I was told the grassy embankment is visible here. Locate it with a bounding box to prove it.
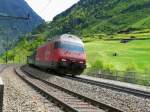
[85,39,150,72]
[1,31,150,72]
[84,31,150,85]
[0,31,150,85]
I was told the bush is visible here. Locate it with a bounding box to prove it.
[123,63,137,83]
[142,67,150,86]
[125,63,137,72]
[87,60,116,79]
[102,63,116,79]
[83,38,93,43]
[87,60,104,75]
[92,60,104,70]
[104,63,115,72]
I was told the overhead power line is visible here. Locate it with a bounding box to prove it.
[0,13,31,64]
[39,0,52,14]
[0,14,30,20]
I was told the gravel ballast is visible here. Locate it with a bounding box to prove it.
[24,66,150,112]
[1,67,63,112]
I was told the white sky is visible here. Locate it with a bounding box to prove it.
[25,0,79,21]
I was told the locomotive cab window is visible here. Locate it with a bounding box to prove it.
[54,41,84,53]
[61,42,84,53]
[54,41,61,49]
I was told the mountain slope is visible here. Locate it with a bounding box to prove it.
[0,0,44,52]
[43,0,150,37]
[1,0,150,73]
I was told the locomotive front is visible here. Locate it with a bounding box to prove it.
[55,34,86,75]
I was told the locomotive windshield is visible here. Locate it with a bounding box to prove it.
[54,41,84,53]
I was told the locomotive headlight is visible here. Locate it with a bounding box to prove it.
[79,61,84,64]
[60,58,68,66]
[61,58,67,62]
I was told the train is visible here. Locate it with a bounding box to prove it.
[27,34,86,75]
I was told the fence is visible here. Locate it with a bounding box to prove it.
[86,69,150,86]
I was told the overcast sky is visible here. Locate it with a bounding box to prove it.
[25,0,79,21]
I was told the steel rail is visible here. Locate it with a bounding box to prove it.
[60,75,150,98]
[24,65,150,98]
[15,67,79,112]
[20,66,123,112]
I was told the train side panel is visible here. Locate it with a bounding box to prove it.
[35,42,55,69]
[27,34,87,75]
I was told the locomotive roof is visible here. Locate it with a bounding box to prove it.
[51,34,83,44]
[39,34,83,48]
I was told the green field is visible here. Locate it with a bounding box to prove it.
[113,32,150,39]
[1,35,150,73]
[1,33,150,85]
[85,39,150,72]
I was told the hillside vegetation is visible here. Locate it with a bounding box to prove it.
[1,0,150,78]
[1,0,150,64]
[42,0,150,37]
[0,0,44,53]
[85,39,150,72]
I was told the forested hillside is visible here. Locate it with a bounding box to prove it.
[41,0,150,37]
[1,0,150,73]
[0,0,44,53]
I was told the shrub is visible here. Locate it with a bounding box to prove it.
[123,63,137,83]
[92,60,104,70]
[142,67,150,86]
[87,60,104,76]
[104,63,115,73]
[102,63,116,79]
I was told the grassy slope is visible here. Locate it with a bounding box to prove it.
[44,0,150,37]
[0,35,46,63]
[112,29,150,39]
[1,0,150,73]
[1,33,150,73]
[85,39,150,72]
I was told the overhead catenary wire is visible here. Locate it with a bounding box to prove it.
[0,14,30,20]
[0,13,30,63]
[38,0,52,15]
[0,0,52,63]
[33,0,52,25]
[22,0,52,32]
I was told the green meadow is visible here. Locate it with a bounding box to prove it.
[1,33,150,85]
[85,39,150,73]
[1,34,150,74]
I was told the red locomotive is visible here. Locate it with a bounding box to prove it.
[27,34,86,75]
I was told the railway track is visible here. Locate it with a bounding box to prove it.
[0,64,8,73]
[15,67,122,112]
[24,65,150,98]
[59,75,150,98]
